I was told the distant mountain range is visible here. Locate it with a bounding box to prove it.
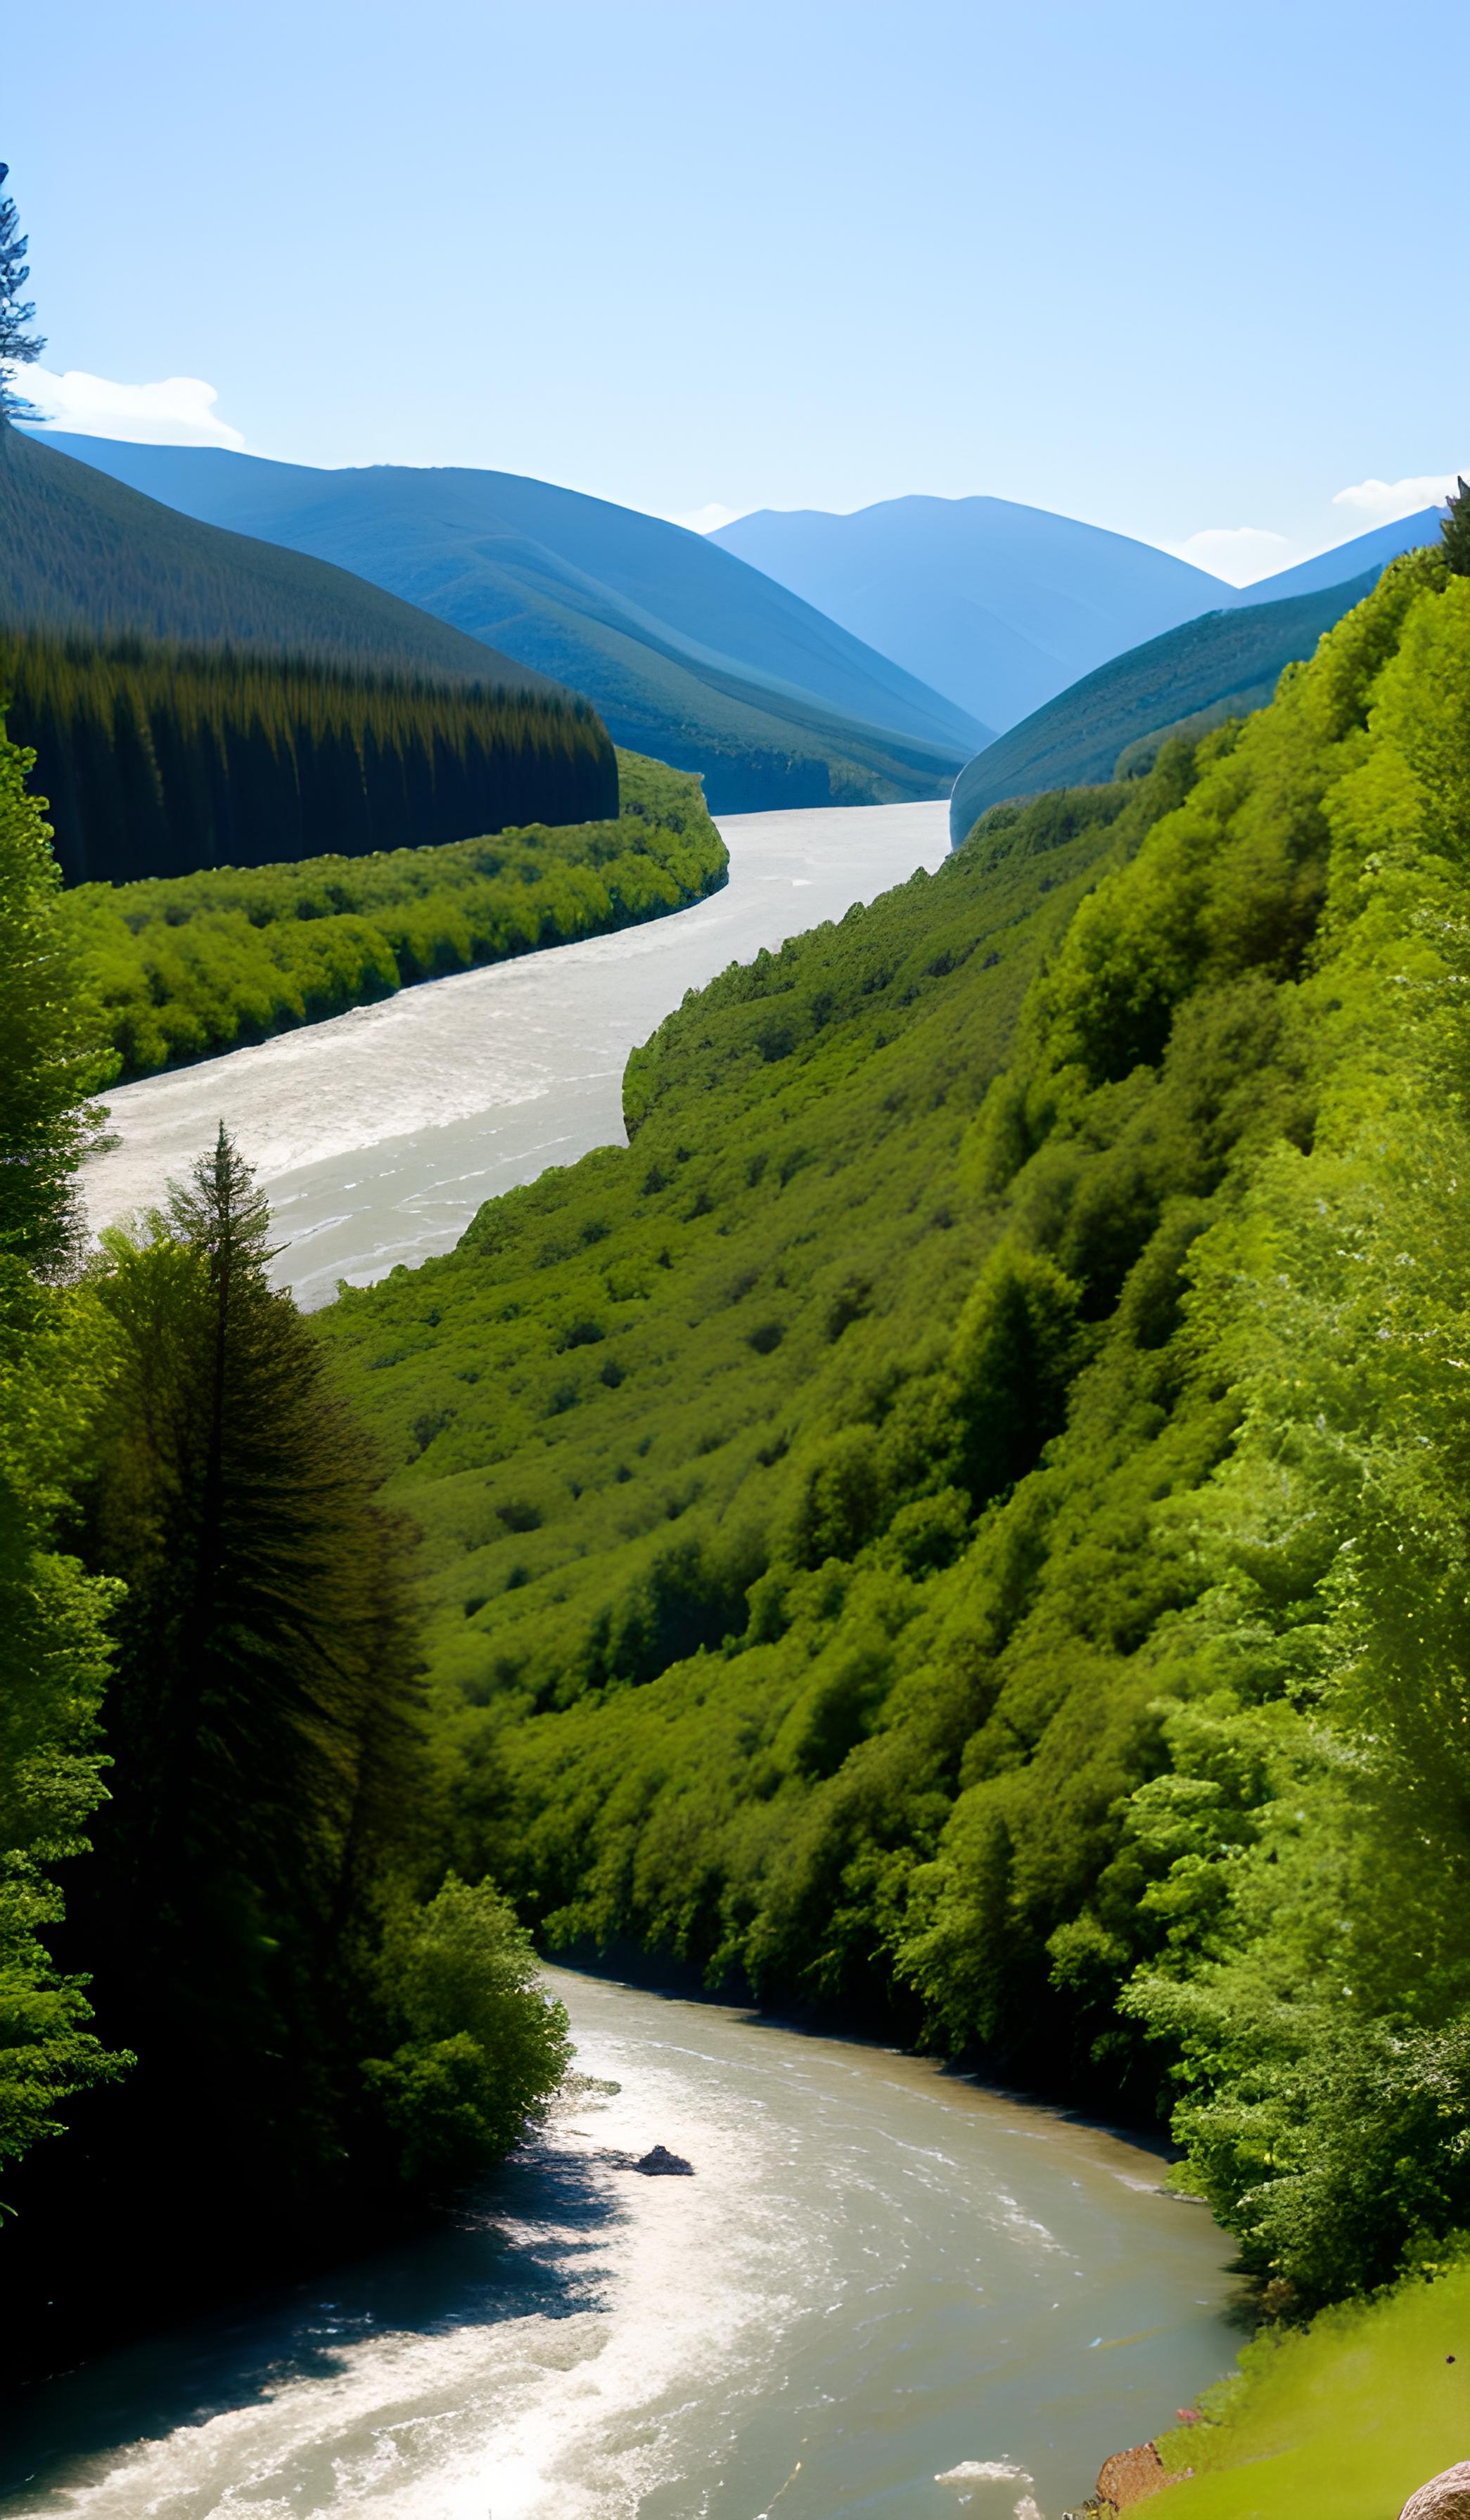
[712,495,1225,731]
[30,437,990,814]
[711,494,1445,737]
[0,429,557,690]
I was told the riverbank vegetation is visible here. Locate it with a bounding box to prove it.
[57,748,724,1077]
[7,629,616,886]
[319,513,1470,2353]
[1154,2258,1470,2517]
[0,718,570,2367]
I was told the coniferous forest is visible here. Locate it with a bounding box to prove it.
[4,629,618,884]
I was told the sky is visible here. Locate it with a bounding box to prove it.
[7,0,1468,581]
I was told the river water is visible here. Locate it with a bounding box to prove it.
[83,802,952,1311]
[1,1971,1236,2520]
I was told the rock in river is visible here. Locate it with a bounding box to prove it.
[634,2144,694,2176]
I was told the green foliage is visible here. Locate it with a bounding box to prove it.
[59,748,724,1078]
[0,727,127,2200]
[2,1124,570,2334]
[323,546,1470,2313]
[6,627,616,886]
[1149,2257,1470,2519]
[362,1875,572,2184]
[1443,474,1470,578]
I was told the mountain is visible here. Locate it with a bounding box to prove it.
[947,568,1381,843]
[1224,503,1445,603]
[30,436,991,813]
[709,494,1229,732]
[0,428,554,690]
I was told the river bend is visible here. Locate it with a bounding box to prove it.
[0,1971,1235,2520]
[84,802,952,1310]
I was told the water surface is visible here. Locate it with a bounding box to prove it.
[1,1970,1236,2520]
[84,802,950,1310]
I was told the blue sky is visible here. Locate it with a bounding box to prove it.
[8,0,1467,578]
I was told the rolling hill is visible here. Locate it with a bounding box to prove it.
[947,567,1380,842]
[29,436,990,812]
[0,427,554,691]
[710,493,1228,731]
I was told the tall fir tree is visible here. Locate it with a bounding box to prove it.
[0,165,46,429]
[75,1124,429,2219]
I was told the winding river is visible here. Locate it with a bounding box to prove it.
[33,804,1239,2512]
[84,802,954,1310]
[1,1970,1235,2520]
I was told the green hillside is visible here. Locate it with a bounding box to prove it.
[62,750,724,1078]
[8,629,615,886]
[35,436,985,812]
[319,543,1470,2339]
[947,567,1379,839]
[0,428,557,690]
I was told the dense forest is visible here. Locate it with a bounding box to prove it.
[6,629,616,885]
[60,747,724,1076]
[0,719,570,2368]
[321,515,1470,2324]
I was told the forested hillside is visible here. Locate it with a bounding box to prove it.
[62,749,724,1076]
[0,426,551,688]
[947,567,1379,837]
[321,522,1470,2318]
[8,630,616,884]
[35,435,986,811]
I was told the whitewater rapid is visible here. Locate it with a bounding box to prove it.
[1,1972,1236,2520]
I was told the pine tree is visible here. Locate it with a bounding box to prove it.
[1442,475,1470,578]
[73,1126,428,2230]
[0,166,46,429]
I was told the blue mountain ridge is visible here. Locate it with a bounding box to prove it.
[711,494,1229,732]
[31,437,992,813]
[712,494,1446,740]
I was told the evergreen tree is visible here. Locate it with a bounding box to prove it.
[77,1124,429,2218]
[0,165,46,429]
[1442,474,1470,577]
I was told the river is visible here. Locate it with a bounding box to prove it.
[83,802,953,1311]
[0,1969,1236,2520]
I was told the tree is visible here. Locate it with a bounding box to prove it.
[1442,475,1470,579]
[78,1124,430,2201]
[0,712,124,2210]
[0,166,46,429]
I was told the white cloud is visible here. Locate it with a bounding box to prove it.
[23,366,246,449]
[669,501,741,535]
[1332,470,1459,522]
[1169,525,1293,586]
